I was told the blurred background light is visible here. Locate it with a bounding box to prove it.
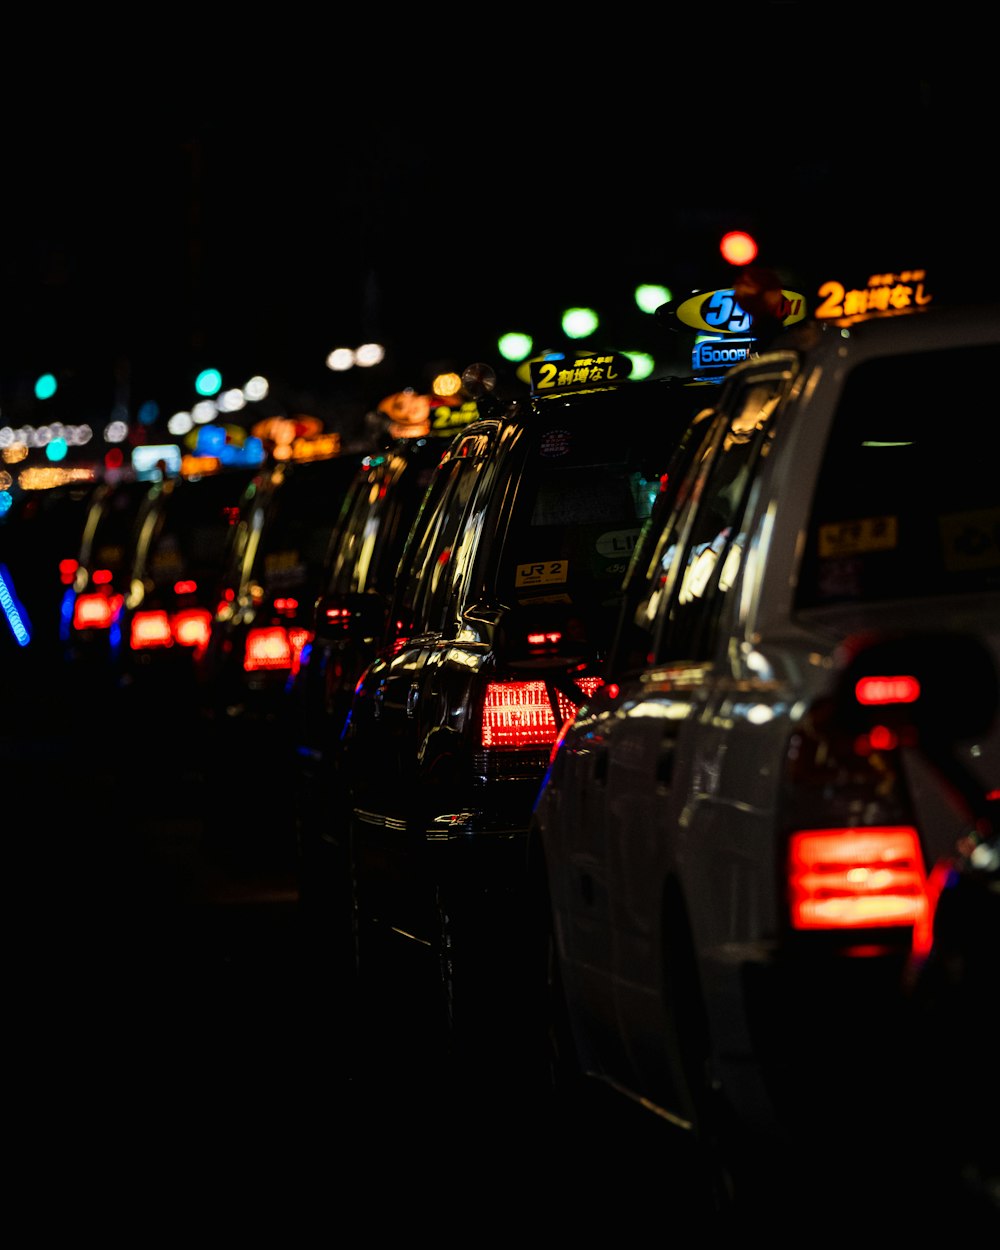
[635,284,672,313]
[498,332,533,362]
[194,368,223,397]
[355,342,385,367]
[244,376,269,402]
[326,348,355,372]
[168,411,194,436]
[623,351,655,380]
[217,389,247,413]
[192,400,218,425]
[561,307,599,339]
[719,230,758,265]
[34,373,57,400]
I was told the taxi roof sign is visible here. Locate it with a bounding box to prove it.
[529,351,633,395]
[812,268,933,324]
[667,285,808,336]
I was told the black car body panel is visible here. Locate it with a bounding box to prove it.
[341,361,718,1049]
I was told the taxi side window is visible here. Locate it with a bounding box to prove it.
[627,378,784,666]
[396,453,482,635]
[659,379,783,661]
[610,416,716,675]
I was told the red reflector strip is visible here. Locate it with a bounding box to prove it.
[855,675,920,705]
[244,625,293,672]
[131,609,173,649]
[788,826,928,930]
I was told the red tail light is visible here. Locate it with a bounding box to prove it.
[323,606,353,629]
[172,607,212,650]
[855,674,920,705]
[73,591,122,631]
[131,609,173,650]
[243,625,313,673]
[788,826,928,931]
[481,676,604,749]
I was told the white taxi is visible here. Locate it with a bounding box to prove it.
[527,271,1000,1218]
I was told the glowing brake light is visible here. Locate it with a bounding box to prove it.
[481,676,604,748]
[131,609,173,650]
[855,674,920,705]
[244,625,313,673]
[73,592,122,631]
[787,826,928,930]
[172,607,212,649]
[482,681,557,747]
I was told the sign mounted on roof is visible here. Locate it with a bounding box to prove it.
[529,351,633,394]
[670,284,808,335]
[813,269,933,324]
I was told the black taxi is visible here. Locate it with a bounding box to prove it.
[339,352,717,1058]
[288,398,478,919]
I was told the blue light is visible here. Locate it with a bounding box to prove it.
[196,425,226,456]
[0,563,32,646]
[46,438,69,462]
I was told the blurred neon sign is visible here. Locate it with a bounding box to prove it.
[814,269,933,323]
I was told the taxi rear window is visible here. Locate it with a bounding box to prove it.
[795,343,1000,609]
[499,415,675,608]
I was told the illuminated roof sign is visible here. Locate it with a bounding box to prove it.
[529,351,633,395]
[671,286,808,335]
[813,269,934,324]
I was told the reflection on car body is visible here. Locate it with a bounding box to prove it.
[289,401,479,918]
[528,278,1000,1217]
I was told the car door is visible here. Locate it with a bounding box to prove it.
[566,366,793,1119]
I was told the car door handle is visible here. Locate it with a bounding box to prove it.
[406,683,419,717]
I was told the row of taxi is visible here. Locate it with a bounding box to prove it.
[4,263,996,1223]
[284,269,999,1225]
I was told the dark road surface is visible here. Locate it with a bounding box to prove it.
[6,653,999,1236]
[6,654,709,1236]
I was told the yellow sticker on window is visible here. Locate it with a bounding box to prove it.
[818,516,897,558]
[515,559,568,587]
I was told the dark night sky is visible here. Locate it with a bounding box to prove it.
[1,33,991,438]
